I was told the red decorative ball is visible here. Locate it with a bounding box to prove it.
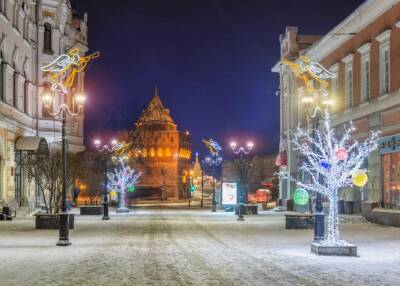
[335,147,348,161]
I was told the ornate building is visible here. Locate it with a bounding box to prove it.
[128,89,192,199]
[0,0,89,212]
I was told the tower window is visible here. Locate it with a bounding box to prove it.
[43,23,52,53]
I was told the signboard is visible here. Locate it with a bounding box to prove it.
[379,135,400,155]
[222,183,237,205]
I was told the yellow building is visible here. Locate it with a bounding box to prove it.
[127,89,192,199]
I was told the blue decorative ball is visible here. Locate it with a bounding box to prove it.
[319,160,331,170]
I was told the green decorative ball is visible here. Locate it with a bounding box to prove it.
[293,188,309,206]
[128,186,135,193]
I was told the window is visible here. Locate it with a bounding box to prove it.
[0,0,5,14]
[361,60,370,102]
[358,43,371,103]
[13,73,16,106]
[24,81,28,113]
[342,54,354,109]
[43,23,52,52]
[345,69,353,108]
[383,152,400,209]
[381,48,390,95]
[376,29,391,96]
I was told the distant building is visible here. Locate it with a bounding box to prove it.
[222,155,278,195]
[0,1,89,211]
[272,0,400,213]
[127,88,192,199]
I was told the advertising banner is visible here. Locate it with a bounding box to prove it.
[222,183,237,205]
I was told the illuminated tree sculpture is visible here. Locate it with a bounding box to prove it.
[281,110,379,244]
[107,158,141,213]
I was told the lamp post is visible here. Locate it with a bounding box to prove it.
[201,170,204,208]
[41,90,86,246]
[230,141,253,221]
[202,153,222,212]
[302,97,333,241]
[94,138,121,220]
[189,170,194,207]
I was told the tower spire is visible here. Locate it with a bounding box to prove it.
[154,85,159,97]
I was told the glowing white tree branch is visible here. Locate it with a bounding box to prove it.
[280,110,379,244]
[107,158,141,211]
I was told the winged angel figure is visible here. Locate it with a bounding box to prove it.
[202,139,222,155]
[281,55,336,97]
[41,48,100,94]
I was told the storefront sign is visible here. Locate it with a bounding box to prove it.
[222,183,237,205]
[379,135,400,154]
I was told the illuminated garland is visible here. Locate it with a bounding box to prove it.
[41,48,100,94]
[281,55,336,98]
[280,109,379,244]
[202,138,222,156]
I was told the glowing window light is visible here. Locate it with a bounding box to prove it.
[142,148,147,157]
[150,147,155,157]
[158,147,163,157]
[166,147,171,157]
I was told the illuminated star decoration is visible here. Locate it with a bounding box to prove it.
[41,48,100,94]
[202,139,222,156]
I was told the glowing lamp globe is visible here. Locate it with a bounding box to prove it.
[109,191,117,197]
[42,92,53,109]
[293,188,309,206]
[352,170,368,187]
[335,147,348,161]
[74,93,86,107]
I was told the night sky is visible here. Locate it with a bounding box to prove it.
[77,0,364,157]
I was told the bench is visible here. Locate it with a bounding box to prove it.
[0,206,12,221]
[80,206,103,215]
[285,212,314,229]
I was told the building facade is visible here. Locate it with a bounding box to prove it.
[0,0,88,211]
[128,89,192,199]
[273,0,400,212]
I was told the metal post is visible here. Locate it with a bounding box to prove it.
[102,150,110,220]
[201,170,204,208]
[211,171,216,212]
[237,154,245,221]
[313,113,325,241]
[57,110,71,246]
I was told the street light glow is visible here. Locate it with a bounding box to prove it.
[94,139,101,147]
[111,139,118,146]
[302,96,314,104]
[42,92,53,109]
[230,142,237,149]
[75,93,86,108]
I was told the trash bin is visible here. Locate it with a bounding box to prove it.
[2,206,12,220]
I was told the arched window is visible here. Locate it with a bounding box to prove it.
[43,23,52,52]
[0,0,5,14]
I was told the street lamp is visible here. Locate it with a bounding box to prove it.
[230,140,254,221]
[94,138,122,220]
[189,170,194,207]
[41,90,86,246]
[202,153,222,212]
[302,97,334,241]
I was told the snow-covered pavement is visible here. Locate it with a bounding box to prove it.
[0,209,399,286]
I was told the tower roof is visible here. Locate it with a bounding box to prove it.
[135,87,177,130]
